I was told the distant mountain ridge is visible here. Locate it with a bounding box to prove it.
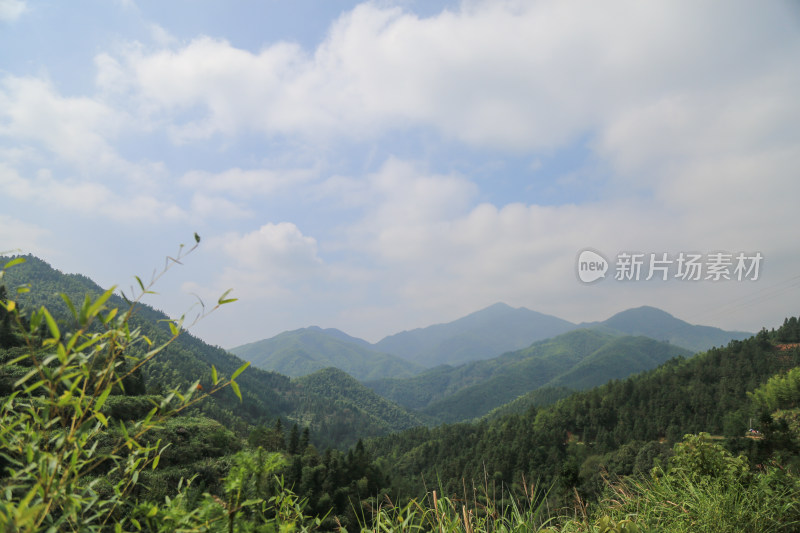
[584,305,752,353]
[231,303,579,379]
[230,327,424,381]
[367,328,692,423]
[234,304,750,381]
[374,303,576,367]
[3,255,759,445]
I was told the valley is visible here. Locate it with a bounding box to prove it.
[1,255,797,531]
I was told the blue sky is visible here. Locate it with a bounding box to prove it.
[2,0,799,348]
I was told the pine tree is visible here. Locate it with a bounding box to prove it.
[288,423,300,455]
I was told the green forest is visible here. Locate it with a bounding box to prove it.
[1,254,799,531]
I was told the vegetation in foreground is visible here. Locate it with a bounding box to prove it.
[1,251,799,531]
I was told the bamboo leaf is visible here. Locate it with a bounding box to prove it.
[42,307,60,342]
[86,287,116,320]
[102,307,118,325]
[211,365,218,386]
[95,386,112,412]
[217,288,237,305]
[79,294,91,325]
[230,380,242,402]
[231,361,250,380]
[134,276,146,293]
[3,257,25,269]
[14,368,39,388]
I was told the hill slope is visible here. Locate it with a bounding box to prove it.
[418,333,691,423]
[0,255,418,448]
[366,321,800,498]
[230,327,423,381]
[294,367,424,433]
[367,329,690,422]
[374,302,576,367]
[588,305,751,353]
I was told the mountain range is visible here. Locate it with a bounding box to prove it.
[1,255,755,440]
[367,329,692,423]
[232,303,751,381]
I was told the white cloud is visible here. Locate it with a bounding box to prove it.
[0,76,123,170]
[0,0,26,22]
[190,193,252,220]
[0,74,169,193]
[0,163,185,223]
[3,0,798,344]
[180,167,315,198]
[148,23,177,48]
[313,148,800,338]
[0,214,49,257]
[217,222,323,273]
[321,158,478,259]
[198,223,326,314]
[102,1,800,152]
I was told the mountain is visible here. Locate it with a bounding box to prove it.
[230,327,424,381]
[230,304,745,384]
[586,305,751,353]
[544,334,692,389]
[373,302,576,367]
[366,318,800,503]
[0,255,418,448]
[307,326,372,348]
[367,328,691,423]
[293,367,424,433]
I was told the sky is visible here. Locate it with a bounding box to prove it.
[1,0,799,349]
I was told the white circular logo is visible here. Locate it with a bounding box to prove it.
[576,249,608,283]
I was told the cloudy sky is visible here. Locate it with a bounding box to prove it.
[2,0,799,348]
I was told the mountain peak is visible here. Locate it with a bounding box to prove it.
[608,305,676,319]
[229,327,422,381]
[598,306,750,353]
[374,303,576,367]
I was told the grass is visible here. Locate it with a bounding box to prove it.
[347,462,800,533]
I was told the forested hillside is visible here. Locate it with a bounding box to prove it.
[0,255,397,530]
[2,254,798,531]
[293,367,425,437]
[0,255,415,448]
[367,329,690,423]
[366,323,800,506]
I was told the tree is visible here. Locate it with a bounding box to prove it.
[288,423,300,455]
[0,285,21,348]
